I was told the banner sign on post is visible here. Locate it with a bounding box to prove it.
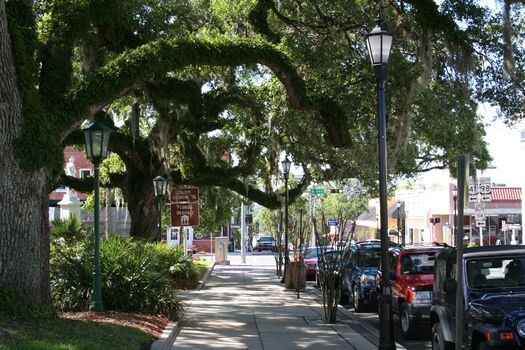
[170,187,200,226]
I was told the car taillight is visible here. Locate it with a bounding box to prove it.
[405,289,414,303]
[500,332,514,340]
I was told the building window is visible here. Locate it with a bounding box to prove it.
[80,169,92,179]
[520,131,525,142]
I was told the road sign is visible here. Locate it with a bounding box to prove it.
[508,224,521,230]
[310,188,325,195]
[502,220,507,231]
[479,177,492,202]
[171,202,200,226]
[170,187,200,226]
[476,220,486,228]
[468,183,478,202]
[475,210,485,221]
[468,177,492,203]
[170,187,199,202]
[327,218,338,226]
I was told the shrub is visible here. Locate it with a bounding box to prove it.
[50,215,85,244]
[146,242,198,280]
[50,229,183,319]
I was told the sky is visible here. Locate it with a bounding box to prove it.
[480,103,525,187]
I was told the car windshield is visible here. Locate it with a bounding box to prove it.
[467,256,525,289]
[400,252,436,275]
[358,249,380,267]
[259,237,275,242]
[304,249,319,259]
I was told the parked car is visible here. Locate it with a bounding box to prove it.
[430,245,525,350]
[255,236,277,252]
[303,247,323,281]
[377,245,444,339]
[341,240,382,312]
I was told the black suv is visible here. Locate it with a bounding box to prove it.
[430,245,525,350]
[341,240,382,312]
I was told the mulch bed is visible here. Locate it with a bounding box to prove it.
[60,311,170,338]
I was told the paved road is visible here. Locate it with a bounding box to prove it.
[338,305,432,350]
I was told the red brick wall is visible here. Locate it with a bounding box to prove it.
[193,239,214,253]
[49,146,93,201]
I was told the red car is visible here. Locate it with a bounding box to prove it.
[377,245,445,339]
[303,247,332,281]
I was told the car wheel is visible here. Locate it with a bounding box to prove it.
[400,303,416,339]
[353,285,365,312]
[431,322,453,350]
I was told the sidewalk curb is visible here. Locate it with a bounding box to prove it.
[150,262,216,350]
[302,285,407,350]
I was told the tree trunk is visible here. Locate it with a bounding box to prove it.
[0,1,52,304]
[124,169,158,239]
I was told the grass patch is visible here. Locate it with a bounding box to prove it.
[0,316,154,350]
[193,259,210,279]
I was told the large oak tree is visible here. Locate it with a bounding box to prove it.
[1,0,523,305]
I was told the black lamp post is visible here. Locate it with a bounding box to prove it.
[83,120,112,312]
[452,186,458,246]
[281,156,292,283]
[396,200,401,244]
[153,176,168,241]
[365,15,395,350]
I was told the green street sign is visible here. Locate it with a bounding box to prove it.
[309,188,325,195]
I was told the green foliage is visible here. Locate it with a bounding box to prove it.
[50,226,186,319]
[50,216,85,245]
[0,288,54,319]
[6,0,63,171]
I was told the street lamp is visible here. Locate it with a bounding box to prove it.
[452,186,458,246]
[281,156,292,284]
[83,120,112,312]
[365,15,395,350]
[396,200,402,245]
[153,176,168,241]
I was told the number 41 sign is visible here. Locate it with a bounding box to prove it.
[469,177,492,203]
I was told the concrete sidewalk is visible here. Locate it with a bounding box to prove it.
[156,256,402,350]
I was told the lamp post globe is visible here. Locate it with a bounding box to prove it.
[153,176,167,241]
[83,120,112,312]
[366,15,395,350]
[281,156,291,284]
